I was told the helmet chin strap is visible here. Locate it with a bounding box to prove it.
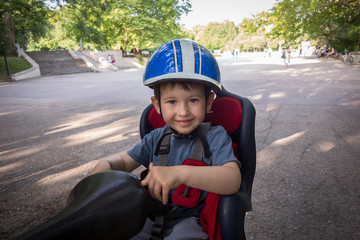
[158,90,165,122]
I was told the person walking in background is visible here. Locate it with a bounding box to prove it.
[282,47,291,67]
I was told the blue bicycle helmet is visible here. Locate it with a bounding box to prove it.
[144,39,221,92]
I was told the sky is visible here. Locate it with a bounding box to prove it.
[179,0,278,29]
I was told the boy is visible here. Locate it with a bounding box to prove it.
[91,39,241,239]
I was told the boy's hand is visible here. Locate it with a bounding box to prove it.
[141,163,182,205]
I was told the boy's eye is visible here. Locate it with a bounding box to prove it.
[167,100,176,104]
[189,98,199,103]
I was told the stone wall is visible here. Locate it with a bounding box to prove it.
[12,49,41,81]
[81,50,143,69]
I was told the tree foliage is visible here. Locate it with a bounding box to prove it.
[192,21,239,51]
[240,11,269,35]
[3,0,359,56]
[60,0,191,51]
[0,0,51,54]
[27,20,78,51]
[270,0,360,51]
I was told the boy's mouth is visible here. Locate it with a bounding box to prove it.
[176,119,193,127]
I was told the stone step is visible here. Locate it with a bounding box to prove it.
[39,67,93,76]
[26,51,93,76]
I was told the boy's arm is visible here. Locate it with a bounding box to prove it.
[141,161,241,205]
[182,161,241,194]
[91,153,141,175]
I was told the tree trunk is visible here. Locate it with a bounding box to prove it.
[4,11,16,55]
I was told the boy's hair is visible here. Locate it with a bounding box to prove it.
[153,81,212,101]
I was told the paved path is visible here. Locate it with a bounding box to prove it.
[222,56,360,239]
[0,55,359,239]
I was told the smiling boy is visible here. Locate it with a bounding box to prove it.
[91,39,241,239]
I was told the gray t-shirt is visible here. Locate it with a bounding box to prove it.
[128,124,240,223]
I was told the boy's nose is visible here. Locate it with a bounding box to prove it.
[177,103,189,116]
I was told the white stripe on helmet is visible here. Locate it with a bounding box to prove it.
[171,40,178,72]
[179,39,195,74]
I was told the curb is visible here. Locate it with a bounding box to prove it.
[12,50,41,81]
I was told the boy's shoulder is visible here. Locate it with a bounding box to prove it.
[207,125,231,144]
[208,125,227,135]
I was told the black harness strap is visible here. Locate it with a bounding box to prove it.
[154,123,211,164]
[151,123,211,239]
[151,216,165,240]
[154,130,172,166]
[191,123,211,160]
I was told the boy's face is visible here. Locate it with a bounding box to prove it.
[151,82,214,135]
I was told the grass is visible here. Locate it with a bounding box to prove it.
[0,56,32,82]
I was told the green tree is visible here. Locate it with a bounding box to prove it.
[26,19,79,51]
[61,0,109,49]
[270,0,360,51]
[0,0,51,54]
[61,0,191,52]
[124,0,191,50]
[193,21,239,51]
[240,11,269,35]
[238,11,272,51]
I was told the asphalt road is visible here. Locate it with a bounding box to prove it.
[1,54,359,239]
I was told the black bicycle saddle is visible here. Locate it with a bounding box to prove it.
[15,171,147,240]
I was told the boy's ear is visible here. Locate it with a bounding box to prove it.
[206,92,215,112]
[151,96,161,114]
